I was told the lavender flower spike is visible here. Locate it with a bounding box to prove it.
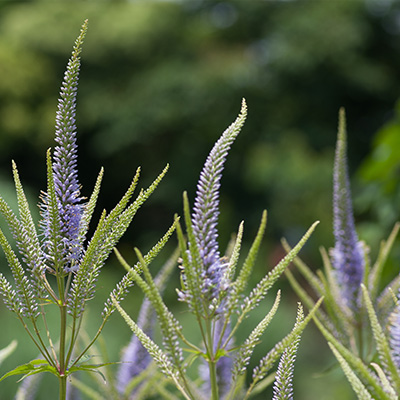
[41,20,87,271]
[191,99,247,305]
[331,108,364,308]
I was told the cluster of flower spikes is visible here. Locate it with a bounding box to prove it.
[331,108,365,309]
[40,22,86,273]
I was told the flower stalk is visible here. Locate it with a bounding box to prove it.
[0,20,170,400]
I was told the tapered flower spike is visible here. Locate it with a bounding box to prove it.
[179,99,247,311]
[41,20,88,272]
[331,108,364,309]
[272,303,304,400]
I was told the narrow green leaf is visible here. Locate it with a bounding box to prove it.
[68,363,117,382]
[0,359,55,382]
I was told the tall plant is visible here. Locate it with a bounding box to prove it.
[285,108,400,399]
[0,20,172,400]
[113,99,322,399]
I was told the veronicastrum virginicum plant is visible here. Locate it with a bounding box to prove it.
[113,99,323,400]
[0,20,174,400]
[284,109,400,399]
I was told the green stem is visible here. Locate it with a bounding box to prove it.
[57,271,67,400]
[17,314,55,368]
[59,374,67,400]
[70,318,108,368]
[59,304,67,373]
[65,313,82,368]
[205,320,219,400]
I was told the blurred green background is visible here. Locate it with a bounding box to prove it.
[1,0,400,399]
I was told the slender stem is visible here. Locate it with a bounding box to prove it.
[41,304,59,365]
[17,314,55,367]
[66,309,86,369]
[70,318,108,368]
[205,319,219,400]
[42,275,59,303]
[59,304,67,373]
[57,269,68,400]
[59,374,67,400]
[31,312,58,368]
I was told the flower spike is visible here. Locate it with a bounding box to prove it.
[180,99,247,311]
[41,20,88,272]
[331,108,364,309]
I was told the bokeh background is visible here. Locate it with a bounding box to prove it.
[1,1,400,399]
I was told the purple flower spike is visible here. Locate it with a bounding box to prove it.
[331,108,364,309]
[41,22,87,271]
[191,100,247,304]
